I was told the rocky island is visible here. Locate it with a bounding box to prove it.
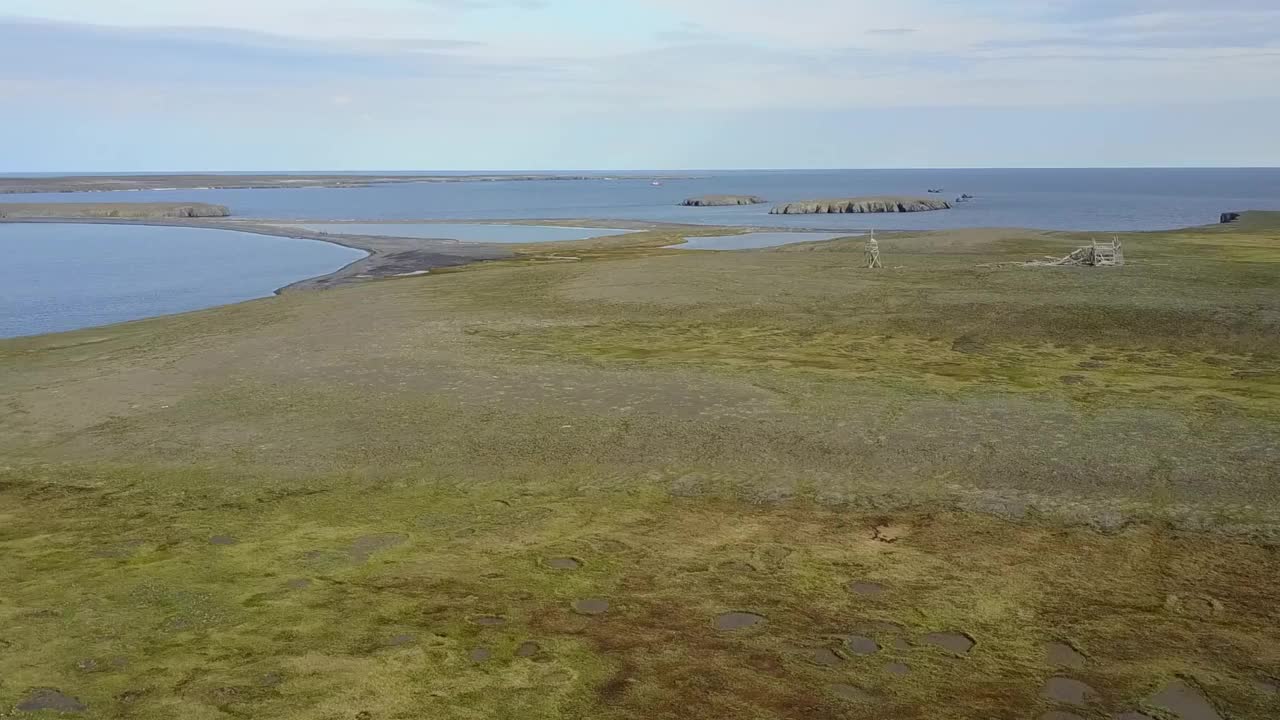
[681,195,766,207]
[770,196,952,214]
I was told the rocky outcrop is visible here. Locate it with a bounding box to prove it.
[1220,212,1241,224]
[771,197,951,215]
[681,195,766,207]
[0,202,231,219]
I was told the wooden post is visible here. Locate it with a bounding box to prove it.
[865,230,883,269]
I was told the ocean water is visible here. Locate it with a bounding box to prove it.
[0,224,364,338]
[9,168,1280,231]
[294,223,631,243]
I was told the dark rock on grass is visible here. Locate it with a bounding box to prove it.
[209,535,238,546]
[922,632,975,655]
[885,662,911,675]
[516,641,541,658]
[847,580,886,596]
[471,616,507,627]
[844,635,880,656]
[17,689,87,713]
[1046,641,1087,668]
[573,598,610,616]
[715,611,766,631]
[681,195,766,207]
[348,533,407,563]
[1060,375,1090,386]
[1220,212,1240,224]
[385,634,415,647]
[544,556,582,570]
[1147,679,1223,720]
[1253,678,1279,696]
[468,647,492,663]
[771,196,951,215]
[1042,677,1098,706]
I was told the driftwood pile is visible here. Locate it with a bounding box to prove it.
[1025,237,1125,267]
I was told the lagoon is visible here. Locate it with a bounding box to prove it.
[0,224,364,338]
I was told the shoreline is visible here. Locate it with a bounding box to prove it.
[0,211,1256,340]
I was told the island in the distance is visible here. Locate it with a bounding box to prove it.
[0,202,231,218]
[770,196,952,214]
[680,195,766,207]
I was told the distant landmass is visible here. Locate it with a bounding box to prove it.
[0,202,231,218]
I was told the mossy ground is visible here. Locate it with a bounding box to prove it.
[2,216,1279,718]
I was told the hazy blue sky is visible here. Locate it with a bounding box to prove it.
[3,0,1279,170]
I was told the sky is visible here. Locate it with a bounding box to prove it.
[2,0,1279,170]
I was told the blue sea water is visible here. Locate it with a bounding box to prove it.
[9,168,1280,231]
[0,224,364,338]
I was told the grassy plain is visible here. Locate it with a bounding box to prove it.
[1,216,1278,719]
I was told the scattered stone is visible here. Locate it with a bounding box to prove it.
[74,659,100,673]
[516,642,541,658]
[348,533,406,563]
[544,557,582,570]
[386,634,415,647]
[885,662,911,676]
[471,616,507,627]
[1147,679,1223,720]
[209,535,239,546]
[847,581,885,596]
[573,598,610,616]
[285,578,312,590]
[468,647,492,663]
[715,612,766,632]
[891,638,912,652]
[923,632,975,655]
[259,672,284,687]
[844,635,880,656]
[108,656,129,670]
[1046,641,1087,669]
[17,689,87,713]
[1078,360,1107,370]
[1060,375,1089,386]
[1042,677,1098,707]
[356,712,373,720]
[828,683,871,702]
[808,648,844,667]
[1252,678,1279,696]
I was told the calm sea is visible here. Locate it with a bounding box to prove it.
[3,169,1278,338]
[0,224,363,338]
[9,168,1280,231]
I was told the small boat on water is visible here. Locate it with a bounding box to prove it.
[651,181,663,187]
